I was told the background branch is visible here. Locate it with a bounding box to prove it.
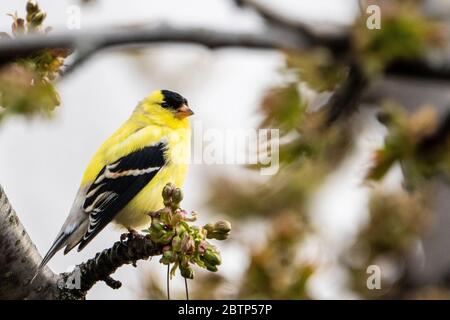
[0,26,310,75]
[0,20,447,82]
[234,0,350,52]
[325,63,368,125]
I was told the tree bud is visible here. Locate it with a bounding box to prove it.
[180,264,194,279]
[172,188,183,203]
[203,248,221,266]
[162,183,174,201]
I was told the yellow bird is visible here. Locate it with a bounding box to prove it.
[39,89,193,268]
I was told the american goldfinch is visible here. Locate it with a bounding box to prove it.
[38,89,193,268]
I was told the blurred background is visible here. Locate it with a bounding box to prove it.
[1,0,450,299]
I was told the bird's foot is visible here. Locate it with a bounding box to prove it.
[120,228,139,243]
[127,228,139,239]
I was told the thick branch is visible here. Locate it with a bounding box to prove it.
[0,185,59,299]
[0,184,164,300]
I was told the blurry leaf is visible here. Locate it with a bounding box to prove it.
[0,64,60,119]
[208,160,327,219]
[0,1,71,121]
[285,49,346,92]
[366,149,398,181]
[260,84,305,135]
[344,188,432,299]
[366,103,445,186]
[238,212,314,299]
[353,2,446,76]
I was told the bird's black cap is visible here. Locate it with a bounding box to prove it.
[161,90,188,110]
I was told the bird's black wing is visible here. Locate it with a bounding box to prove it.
[77,142,167,251]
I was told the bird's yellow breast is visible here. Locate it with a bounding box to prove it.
[114,128,191,229]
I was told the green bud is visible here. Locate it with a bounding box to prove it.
[180,264,194,279]
[150,231,163,243]
[203,248,221,266]
[172,188,183,203]
[160,210,171,225]
[176,224,188,235]
[161,250,177,264]
[204,220,231,240]
[158,231,175,245]
[163,199,172,207]
[162,183,174,201]
[204,223,214,233]
[214,220,231,233]
[26,1,39,15]
[212,233,228,240]
[30,12,46,26]
[172,236,182,252]
[151,220,164,232]
[205,263,218,272]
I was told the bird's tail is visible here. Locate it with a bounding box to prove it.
[30,232,69,284]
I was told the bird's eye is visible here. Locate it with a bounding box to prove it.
[161,102,170,109]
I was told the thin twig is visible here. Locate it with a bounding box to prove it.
[185,277,189,300]
[234,0,350,53]
[167,264,171,300]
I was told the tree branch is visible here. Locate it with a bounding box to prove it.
[0,184,164,300]
[325,62,368,125]
[0,26,310,75]
[234,0,350,52]
[0,20,447,82]
[0,184,60,299]
[417,108,450,154]
[58,234,164,299]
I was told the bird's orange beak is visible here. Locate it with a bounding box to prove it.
[175,104,194,119]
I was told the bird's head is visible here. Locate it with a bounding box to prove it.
[135,89,194,127]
